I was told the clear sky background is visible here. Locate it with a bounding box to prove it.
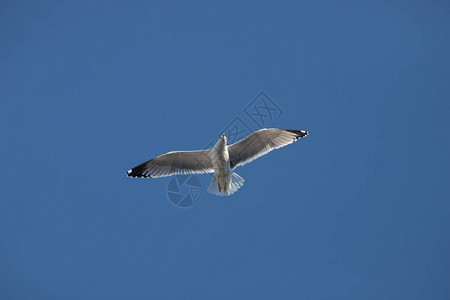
[1,1,449,299]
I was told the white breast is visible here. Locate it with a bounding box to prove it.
[210,138,230,176]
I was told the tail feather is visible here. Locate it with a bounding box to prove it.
[207,172,245,196]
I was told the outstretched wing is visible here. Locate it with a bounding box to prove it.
[126,150,213,178]
[228,128,308,169]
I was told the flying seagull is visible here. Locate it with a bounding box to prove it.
[126,128,308,196]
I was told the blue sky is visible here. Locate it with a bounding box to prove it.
[1,1,449,299]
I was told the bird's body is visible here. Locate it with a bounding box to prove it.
[210,135,231,192]
[206,134,246,195]
[126,128,308,196]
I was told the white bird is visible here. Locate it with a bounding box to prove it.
[126,128,308,196]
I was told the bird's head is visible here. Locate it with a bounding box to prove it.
[213,133,227,149]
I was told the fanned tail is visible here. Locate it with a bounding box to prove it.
[207,172,245,196]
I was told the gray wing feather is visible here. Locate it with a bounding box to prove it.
[126,150,213,178]
[228,128,308,169]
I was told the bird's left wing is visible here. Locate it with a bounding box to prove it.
[228,128,308,169]
[126,150,213,178]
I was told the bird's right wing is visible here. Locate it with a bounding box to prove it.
[227,128,308,169]
[126,150,214,178]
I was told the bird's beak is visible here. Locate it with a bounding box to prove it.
[221,134,225,138]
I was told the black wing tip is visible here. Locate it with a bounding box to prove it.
[125,166,152,178]
[126,172,152,178]
[284,129,308,140]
